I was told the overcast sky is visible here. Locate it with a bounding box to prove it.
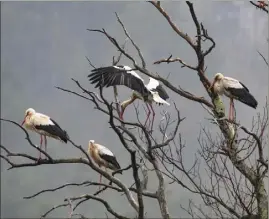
[1,1,268,218]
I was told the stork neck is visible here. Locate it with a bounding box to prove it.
[122,95,137,108]
[214,80,224,95]
[24,115,31,124]
[88,144,94,155]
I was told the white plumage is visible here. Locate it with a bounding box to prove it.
[88,65,170,130]
[21,108,69,160]
[210,73,258,120]
[24,111,54,132]
[89,140,114,157]
[88,140,122,188]
[146,77,160,90]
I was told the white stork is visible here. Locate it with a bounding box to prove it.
[210,73,258,120]
[258,1,267,9]
[88,65,170,131]
[21,108,69,159]
[88,140,122,189]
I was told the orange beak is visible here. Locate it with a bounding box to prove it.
[21,116,26,126]
[209,79,216,91]
[121,105,126,114]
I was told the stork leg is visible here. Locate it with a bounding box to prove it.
[149,104,155,132]
[231,99,235,121]
[119,110,124,121]
[98,167,108,190]
[104,167,107,185]
[98,165,102,190]
[99,174,102,190]
[44,136,48,153]
[38,135,43,161]
[144,103,151,128]
[229,99,232,121]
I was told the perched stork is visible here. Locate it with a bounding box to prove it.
[88,65,170,130]
[88,140,122,189]
[257,1,267,9]
[210,73,258,120]
[21,108,69,159]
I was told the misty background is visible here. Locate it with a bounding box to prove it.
[1,1,268,218]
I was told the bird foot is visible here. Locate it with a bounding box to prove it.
[97,185,105,192]
[36,157,42,163]
[146,128,153,134]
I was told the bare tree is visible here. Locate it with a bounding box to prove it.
[250,1,268,13]
[1,1,268,219]
[250,0,268,69]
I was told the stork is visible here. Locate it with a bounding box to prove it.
[88,65,170,131]
[88,140,122,189]
[257,1,267,9]
[21,108,69,160]
[210,73,258,121]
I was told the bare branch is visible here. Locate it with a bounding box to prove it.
[87,25,214,108]
[250,1,268,13]
[152,103,185,149]
[24,181,93,199]
[149,1,196,49]
[115,12,146,68]
[153,54,197,70]
[0,118,53,161]
[257,50,268,66]
[65,194,130,219]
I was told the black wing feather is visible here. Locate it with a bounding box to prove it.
[239,81,249,92]
[151,84,169,100]
[35,118,69,143]
[99,154,122,174]
[227,86,258,109]
[88,66,150,97]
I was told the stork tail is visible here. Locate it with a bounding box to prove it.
[238,92,258,109]
[152,93,170,105]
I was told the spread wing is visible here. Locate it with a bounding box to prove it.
[88,65,150,97]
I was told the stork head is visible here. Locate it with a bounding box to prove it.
[88,140,95,154]
[89,140,95,149]
[209,73,224,90]
[120,93,138,119]
[21,108,35,126]
[120,100,129,113]
[25,108,35,116]
[214,73,224,81]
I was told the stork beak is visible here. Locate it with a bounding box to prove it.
[121,105,125,114]
[21,116,26,126]
[209,79,216,91]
